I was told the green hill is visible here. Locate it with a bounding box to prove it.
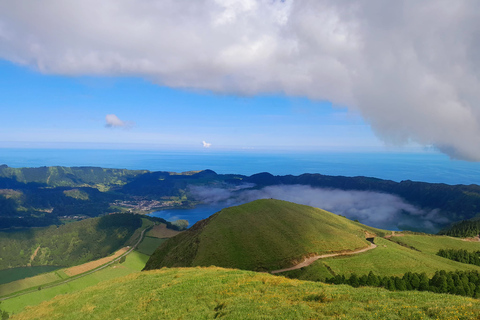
[10,267,480,320]
[145,199,386,272]
[0,214,142,271]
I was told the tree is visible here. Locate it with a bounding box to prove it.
[419,273,429,291]
[367,271,380,287]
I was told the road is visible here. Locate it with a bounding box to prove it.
[270,243,377,274]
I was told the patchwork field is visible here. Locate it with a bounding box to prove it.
[2,251,149,315]
[64,247,129,276]
[136,237,168,256]
[146,224,181,238]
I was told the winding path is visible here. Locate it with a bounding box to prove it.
[270,243,377,274]
[0,227,149,301]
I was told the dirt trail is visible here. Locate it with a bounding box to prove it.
[28,246,41,266]
[270,243,377,274]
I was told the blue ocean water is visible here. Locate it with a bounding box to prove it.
[1,148,480,185]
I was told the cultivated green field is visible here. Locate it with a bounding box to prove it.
[284,237,480,280]
[135,237,167,256]
[0,269,68,297]
[2,251,149,315]
[145,199,380,272]
[10,267,480,320]
[390,234,480,255]
[0,266,62,286]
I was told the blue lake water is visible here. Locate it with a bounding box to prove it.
[149,204,229,227]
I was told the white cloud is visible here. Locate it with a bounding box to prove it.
[189,184,448,232]
[202,141,212,148]
[105,114,133,128]
[2,1,480,159]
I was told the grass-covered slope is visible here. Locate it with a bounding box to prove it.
[0,214,142,270]
[145,199,382,272]
[390,234,480,255]
[284,237,480,282]
[10,267,480,320]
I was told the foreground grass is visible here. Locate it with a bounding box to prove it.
[284,237,480,281]
[11,267,480,320]
[2,251,149,315]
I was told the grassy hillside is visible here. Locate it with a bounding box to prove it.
[284,237,480,281]
[145,199,383,272]
[391,234,480,254]
[10,267,480,320]
[2,251,149,315]
[0,214,142,270]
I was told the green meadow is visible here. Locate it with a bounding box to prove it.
[390,234,480,254]
[284,237,480,281]
[2,251,149,315]
[135,237,167,256]
[10,267,480,320]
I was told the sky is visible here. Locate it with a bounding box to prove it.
[1,1,480,159]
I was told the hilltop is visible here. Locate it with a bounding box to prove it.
[10,267,480,320]
[144,199,384,272]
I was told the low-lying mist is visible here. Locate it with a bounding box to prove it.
[189,184,448,233]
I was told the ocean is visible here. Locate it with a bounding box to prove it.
[1,148,480,185]
[3,147,480,228]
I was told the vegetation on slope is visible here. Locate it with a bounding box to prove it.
[4,165,480,232]
[437,249,480,267]
[283,237,480,281]
[0,214,142,270]
[326,270,480,298]
[10,267,480,320]
[389,234,480,255]
[145,199,378,272]
[246,172,480,231]
[439,219,480,238]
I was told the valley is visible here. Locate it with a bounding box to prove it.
[1,167,480,318]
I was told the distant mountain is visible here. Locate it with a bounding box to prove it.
[2,165,480,233]
[144,199,385,272]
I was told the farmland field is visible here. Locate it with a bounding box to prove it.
[136,237,167,256]
[2,251,149,315]
[0,266,63,286]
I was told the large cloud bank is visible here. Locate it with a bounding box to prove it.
[1,1,480,159]
[190,184,447,232]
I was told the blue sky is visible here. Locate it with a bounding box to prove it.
[0,59,388,152]
[1,1,479,159]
